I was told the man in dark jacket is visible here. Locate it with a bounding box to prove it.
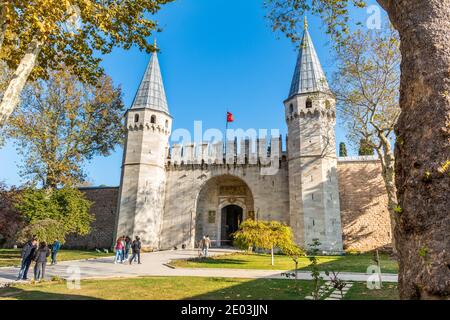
[17,237,37,281]
[129,236,141,265]
[124,236,131,262]
[50,239,61,265]
[33,241,50,281]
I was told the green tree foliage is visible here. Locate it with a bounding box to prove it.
[0,0,173,124]
[358,138,374,156]
[15,187,93,243]
[0,183,25,246]
[5,68,125,189]
[339,142,347,157]
[333,28,400,154]
[264,0,367,45]
[17,218,65,245]
[233,220,303,266]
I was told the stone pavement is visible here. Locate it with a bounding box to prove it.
[0,249,398,285]
[325,283,353,300]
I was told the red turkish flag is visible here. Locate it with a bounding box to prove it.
[227,112,234,123]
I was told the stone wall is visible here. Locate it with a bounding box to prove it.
[337,157,393,252]
[65,187,119,249]
[161,162,290,250]
[68,158,392,253]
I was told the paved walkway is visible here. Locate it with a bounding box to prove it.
[0,249,398,285]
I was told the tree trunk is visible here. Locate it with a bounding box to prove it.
[0,37,42,125]
[380,0,450,300]
[271,246,274,266]
[382,151,397,254]
[374,135,398,254]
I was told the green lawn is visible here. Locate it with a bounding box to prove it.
[0,249,113,268]
[0,276,399,300]
[169,252,398,274]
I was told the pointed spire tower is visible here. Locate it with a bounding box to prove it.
[115,41,172,250]
[288,16,330,98]
[131,41,169,114]
[284,18,343,254]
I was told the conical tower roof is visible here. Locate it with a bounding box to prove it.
[288,18,330,99]
[131,48,169,113]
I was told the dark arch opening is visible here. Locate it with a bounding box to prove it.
[134,114,139,123]
[221,205,243,244]
[306,98,313,109]
[195,175,254,248]
[151,115,156,124]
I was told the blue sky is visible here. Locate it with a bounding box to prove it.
[0,0,384,187]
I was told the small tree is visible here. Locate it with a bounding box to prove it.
[15,187,93,243]
[5,69,125,189]
[372,249,383,288]
[325,271,347,298]
[333,27,401,252]
[233,220,300,266]
[307,239,324,300]
[338,142,347,157]
[0,183,25,247]
[280,242,304,280]
[358,138,375,156]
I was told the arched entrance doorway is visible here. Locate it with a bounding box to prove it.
[221,205,243,245]
[195,175,254,247]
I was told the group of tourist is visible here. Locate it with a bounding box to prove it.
[114,235,142,264]
[17,236,61,281]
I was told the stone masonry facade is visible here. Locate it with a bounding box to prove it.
[337,158,392,252]
[66,157,392,252]
[65,187,119,249]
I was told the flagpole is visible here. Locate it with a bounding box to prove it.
[226,108,229,131]
[224,108,228,158]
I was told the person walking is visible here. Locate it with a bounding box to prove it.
[129,236,141,265]
[17,237,37,281]
[197,238,204,257]
[33,241,50,281]
[203,235,211,258]
[199,236,205,258]
[121,235,126,262]
[114,237,124,264]
[50,239,61,265]
[124,236,131,262]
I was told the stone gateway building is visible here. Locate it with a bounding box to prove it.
[68,25,393,254]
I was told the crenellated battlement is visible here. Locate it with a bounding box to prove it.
[286,107,336,123]
[285,92,336,123]
[166,136,286,167]
[126,122,171,136]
